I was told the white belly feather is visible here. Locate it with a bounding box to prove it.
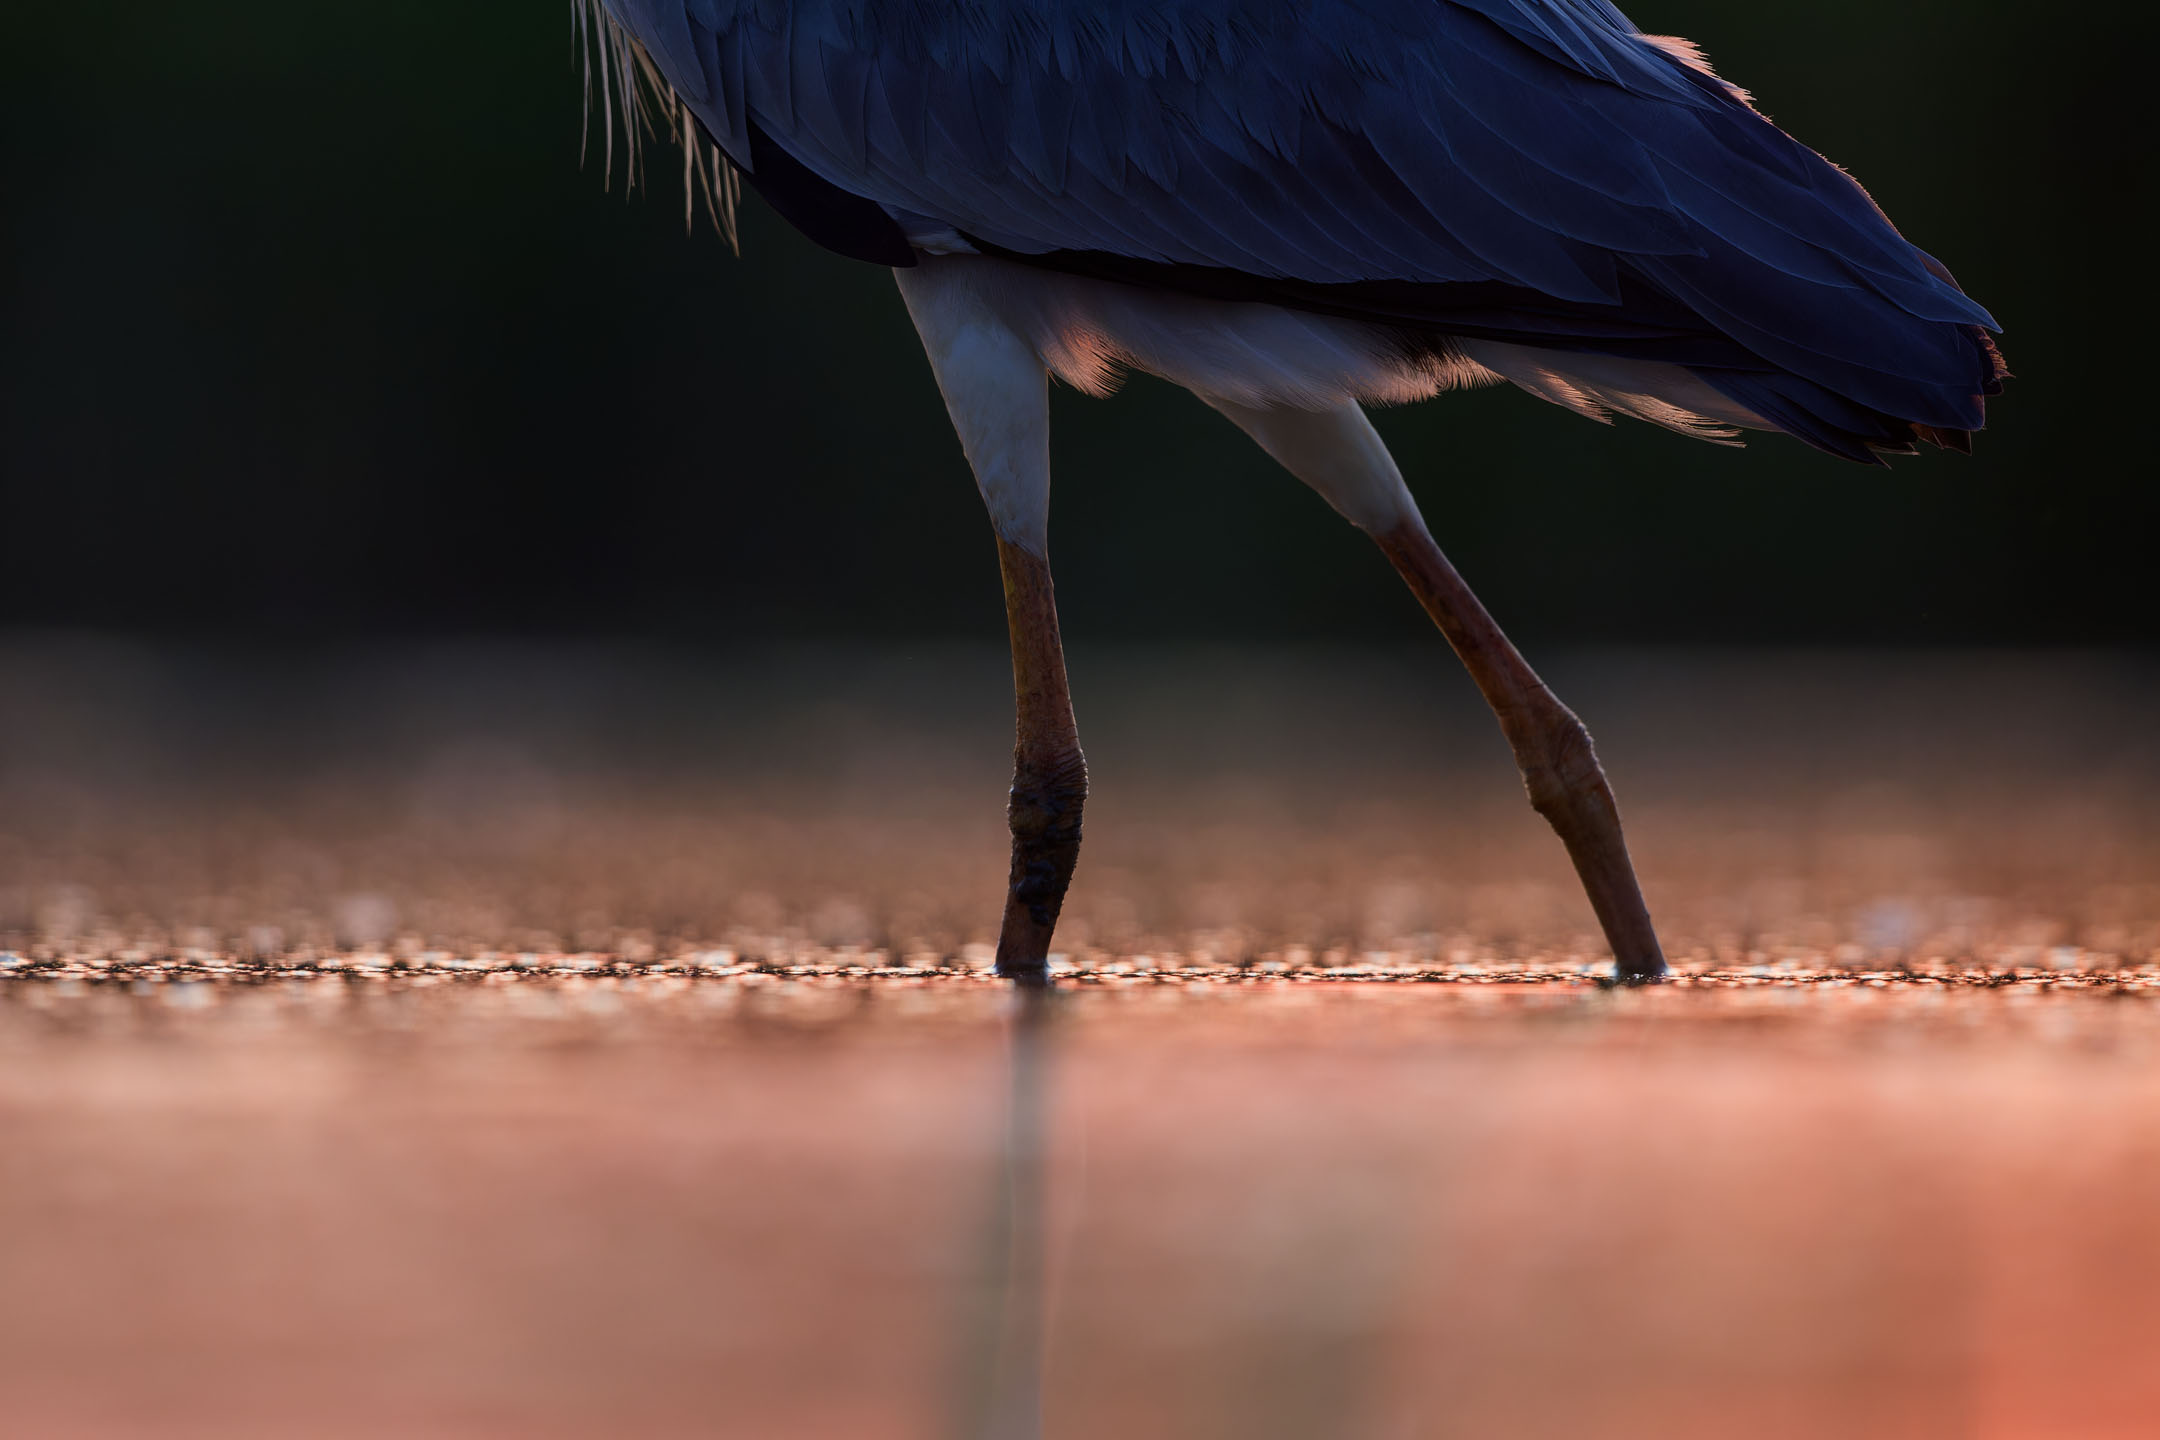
[900,254,1765,440]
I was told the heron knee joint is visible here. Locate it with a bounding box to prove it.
[1007,745,1087,927]
[1516,711,1610,819]
[1008,745,1088,846]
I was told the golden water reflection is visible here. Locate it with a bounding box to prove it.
[4,974,2157,1438]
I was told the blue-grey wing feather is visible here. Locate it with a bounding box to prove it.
[601,0,2003,440]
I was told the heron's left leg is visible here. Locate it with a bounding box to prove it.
[896,262,1087,987]
[1202,396,1667,983]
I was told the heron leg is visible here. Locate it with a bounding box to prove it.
[1203,397,1667,983]
[895,261,1087,985]
[992,539,1088,985]
[1372,518,1665,983]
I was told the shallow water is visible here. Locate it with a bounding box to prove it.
[4,974,2158,1439]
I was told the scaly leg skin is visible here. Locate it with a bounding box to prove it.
[1374,518,1667,984]
[993,536,1088,987]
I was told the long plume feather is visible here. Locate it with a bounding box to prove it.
[572,0,740,251]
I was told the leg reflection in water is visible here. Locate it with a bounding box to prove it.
[959,986,1055,1440]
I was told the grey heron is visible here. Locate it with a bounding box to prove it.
[570,0,2006,986]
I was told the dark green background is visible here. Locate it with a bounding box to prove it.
[4,2,2149,643]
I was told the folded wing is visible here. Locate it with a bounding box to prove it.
[601,0,2005,455]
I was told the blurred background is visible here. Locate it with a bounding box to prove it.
[4,0,2153,645]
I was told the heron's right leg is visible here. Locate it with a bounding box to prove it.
[1202,396,1667,983]
[897,263,1087,987]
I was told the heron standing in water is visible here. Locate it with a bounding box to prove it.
[572,0,2005,986]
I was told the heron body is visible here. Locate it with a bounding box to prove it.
[576,0,2006,983]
